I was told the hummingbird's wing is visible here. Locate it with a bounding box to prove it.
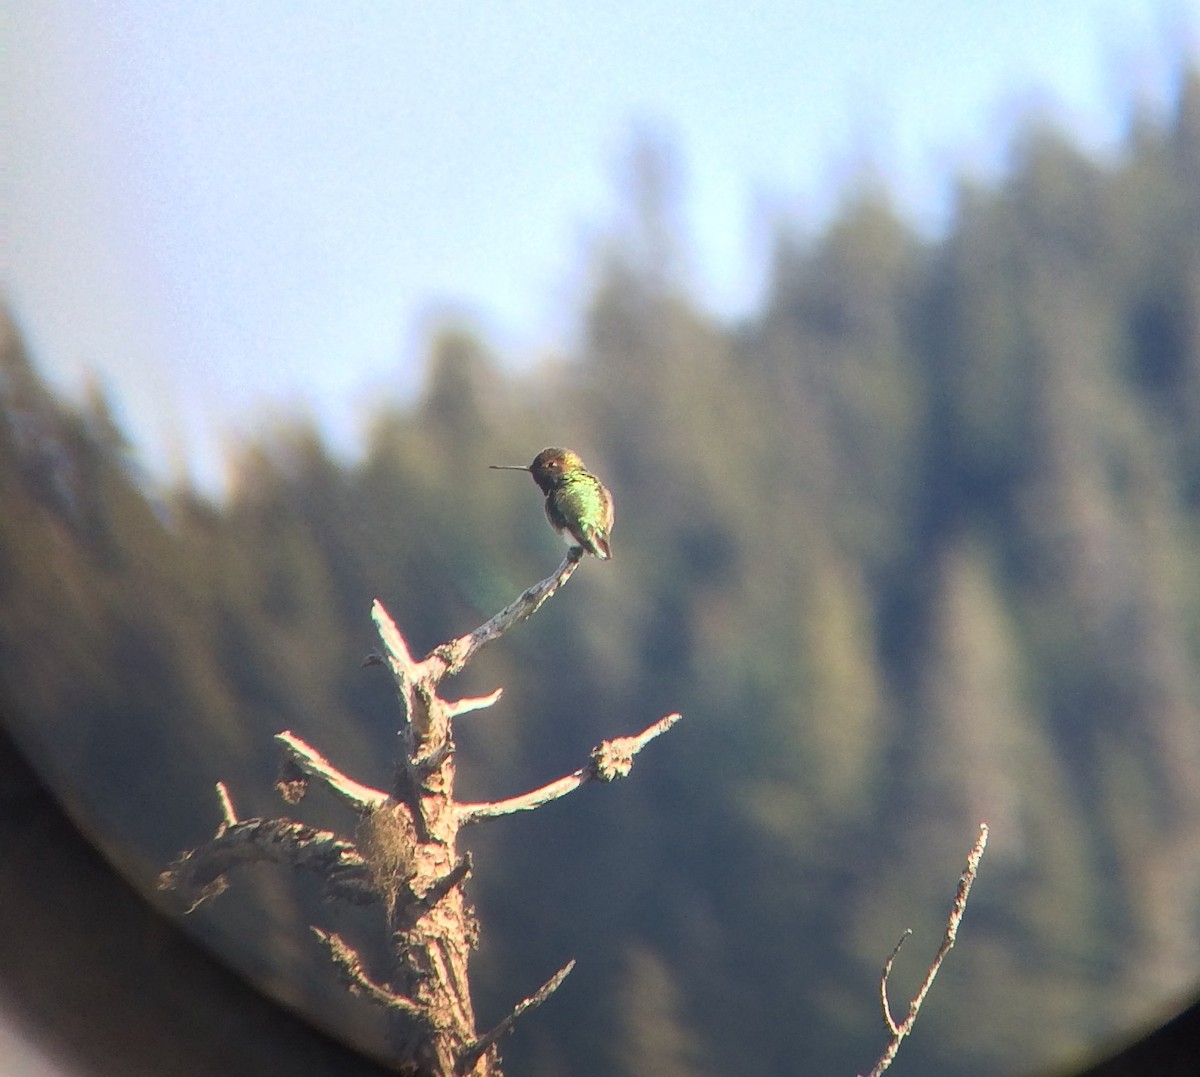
[553,477,613,559]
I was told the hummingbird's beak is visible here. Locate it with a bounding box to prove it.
[488,465,530,471]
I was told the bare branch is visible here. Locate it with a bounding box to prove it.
[394,854,474,932]
[458,771,585,824]
[430,553,580,678]
[158,818,375,911]
[863,822,989,1077]
[458,960,576,1074]
[275,729,390,812]
[312,928,426,1017]
[214,781,238,833]
[590,712,682,780]
[371,600,438,742]
[371,599,420,676]
[446,688,505,719]
[456,713,682,825]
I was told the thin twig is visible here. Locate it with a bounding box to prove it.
[457,960,576,1073]
[863,822,989,1077]
[456,714,682,825]
[879,929,912,1035]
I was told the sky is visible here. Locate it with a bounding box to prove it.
[3,1,1194,493]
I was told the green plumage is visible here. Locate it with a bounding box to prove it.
[490,447,614,560]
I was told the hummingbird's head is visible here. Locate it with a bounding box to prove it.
[528,447,584,489]
[490,447,583,494]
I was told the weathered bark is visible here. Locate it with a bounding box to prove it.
[160,552,681,1075]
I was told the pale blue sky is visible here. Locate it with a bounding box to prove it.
[4,2,1193,491]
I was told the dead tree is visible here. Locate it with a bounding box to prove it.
[160,552,681,1075]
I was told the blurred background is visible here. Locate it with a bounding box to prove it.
[3,3,1200,1074]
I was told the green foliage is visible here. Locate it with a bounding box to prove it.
[4,68,1200,1076]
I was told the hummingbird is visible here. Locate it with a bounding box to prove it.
[490,447,614,560]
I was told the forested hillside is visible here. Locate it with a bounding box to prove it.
[3,70,1199,1076]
